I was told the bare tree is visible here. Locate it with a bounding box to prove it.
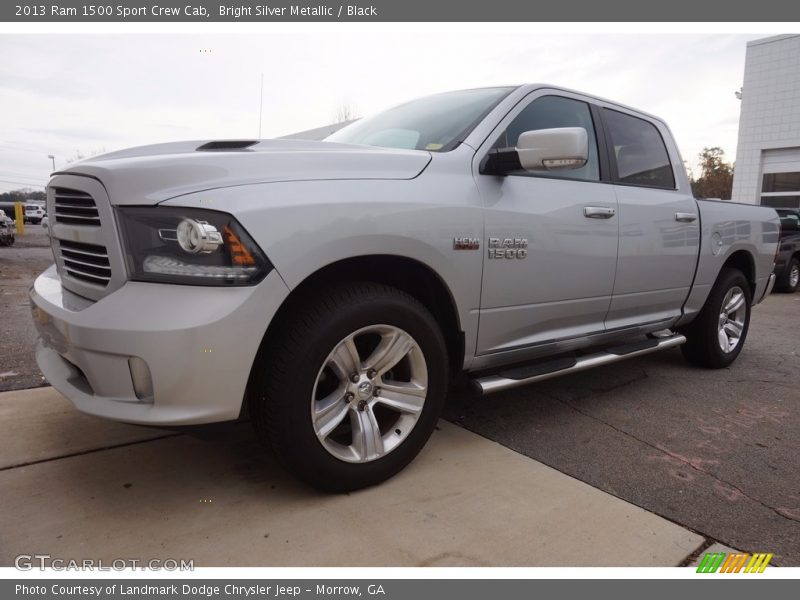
[334,103,357,123]
[65,147,107,164]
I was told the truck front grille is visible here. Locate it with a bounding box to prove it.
[58,239,111,287]
[47,176,127,302]
[53,188,100,226]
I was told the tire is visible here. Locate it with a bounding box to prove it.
[249,282,449,492]
[775,257,799,293]
[680,268,751,369]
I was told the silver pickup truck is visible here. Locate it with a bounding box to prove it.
[31,85,779,491]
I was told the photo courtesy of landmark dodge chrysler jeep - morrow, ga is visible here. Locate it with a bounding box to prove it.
[31,85,780,491]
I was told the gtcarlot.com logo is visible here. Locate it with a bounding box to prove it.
[696,552,773,573]
[14,554,194,571]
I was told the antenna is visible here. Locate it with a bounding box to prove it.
[258,73,264,139]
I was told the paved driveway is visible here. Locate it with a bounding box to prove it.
[0,388,702,567]
[444,293,800,565]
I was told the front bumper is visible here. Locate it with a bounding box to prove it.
[31,265,290,425]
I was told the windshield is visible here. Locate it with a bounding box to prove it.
[326,87,514,152]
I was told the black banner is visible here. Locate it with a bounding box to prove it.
[3,0,800,22]
[4,579,797,600]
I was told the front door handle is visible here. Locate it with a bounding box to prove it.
[675,212,698,223]
[583,206,616,219]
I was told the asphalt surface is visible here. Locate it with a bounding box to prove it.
[0,226,52,392]
[2,229,799,564]
[444,293,800,565]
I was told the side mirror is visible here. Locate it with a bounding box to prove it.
[516,127,588,171]
[481,127,589,175]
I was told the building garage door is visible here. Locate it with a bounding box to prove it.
[761,148,800,209]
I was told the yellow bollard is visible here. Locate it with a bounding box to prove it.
[14,202,25,235]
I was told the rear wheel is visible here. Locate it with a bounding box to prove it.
[776,258,799,293]
[249,282,448,492]
[680,268,751,368]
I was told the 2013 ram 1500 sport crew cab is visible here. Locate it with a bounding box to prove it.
[32,85,780,491]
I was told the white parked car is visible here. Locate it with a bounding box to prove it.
[31,85,780,490]
[24,203,45,224]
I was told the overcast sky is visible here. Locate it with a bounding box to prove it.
[0,33,762,193]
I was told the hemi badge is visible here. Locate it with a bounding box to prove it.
[453,237,480,250]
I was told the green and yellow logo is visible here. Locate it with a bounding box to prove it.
[696,552,773,573]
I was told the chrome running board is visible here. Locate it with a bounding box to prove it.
[473,333,686,395]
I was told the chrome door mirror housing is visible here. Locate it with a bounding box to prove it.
[516,127,589,171]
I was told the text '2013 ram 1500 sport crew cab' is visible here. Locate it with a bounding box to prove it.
[31,85,780,491]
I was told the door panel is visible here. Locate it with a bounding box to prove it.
[605,185,699,328]
[476,177,619,353]
[474,92,619,355]
[601,108,699,329]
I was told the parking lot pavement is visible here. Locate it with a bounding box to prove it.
[0,387,170,469]
[445,293,800,566]
[0,387,703,568]
[0,226,52,392]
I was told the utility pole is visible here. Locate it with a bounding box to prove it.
[48,155,55,170]
[258,73,264,139]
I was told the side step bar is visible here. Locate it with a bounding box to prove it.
[474,333,686,395]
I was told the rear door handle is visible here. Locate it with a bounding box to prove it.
[675,212,697,223]
[583,206,616,219]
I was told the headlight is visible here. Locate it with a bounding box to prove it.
[116,207,271,286]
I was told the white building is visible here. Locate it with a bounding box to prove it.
[732,34,800,208]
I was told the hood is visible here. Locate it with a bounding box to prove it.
[52,139,432,205]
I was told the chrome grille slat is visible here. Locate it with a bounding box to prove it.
[60,250,109,264]
[64,267,111,280]
[61,256,112,273]
[61,249,109,262]
[64,269,111,285]
[53,187,99,226]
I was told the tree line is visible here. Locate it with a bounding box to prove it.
[0,188,46,203]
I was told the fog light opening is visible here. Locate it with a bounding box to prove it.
[128,357,154,402]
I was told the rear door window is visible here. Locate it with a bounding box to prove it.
[603,109,675,189]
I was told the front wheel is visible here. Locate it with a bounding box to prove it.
[249,282,449,492]
[680,268,752,369]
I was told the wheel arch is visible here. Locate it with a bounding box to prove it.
[248,255,465,396]
[721,249,756,294]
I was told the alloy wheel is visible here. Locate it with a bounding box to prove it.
[717,286,746,353]
[311,324,428,463]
